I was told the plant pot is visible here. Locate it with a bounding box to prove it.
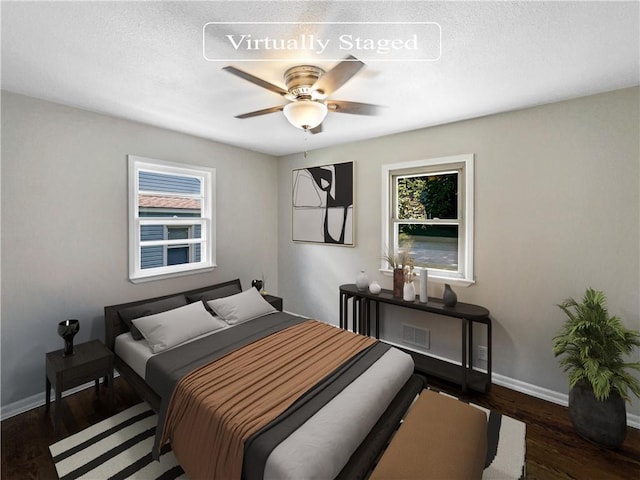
[393,268,404,298]
[569,379,627,449]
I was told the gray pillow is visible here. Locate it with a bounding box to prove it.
[207,288,277,325]
[118,294,188,340]
[186,284,242,304]
[132,301,228,353]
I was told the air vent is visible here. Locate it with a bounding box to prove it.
[402,324,430,349]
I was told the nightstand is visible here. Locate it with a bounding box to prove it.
[45,339,114,434]
[263,294,283,311]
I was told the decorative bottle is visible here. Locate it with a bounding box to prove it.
[356,270,369,291]
[443,283,458,307]
[369,280,381,294]
[57,319,80,356]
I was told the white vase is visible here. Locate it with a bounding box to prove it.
[356,270,369,290]
[419,268,428,303]
[369,280,381,294]
[403,282,416,302]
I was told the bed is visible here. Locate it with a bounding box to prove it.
[104,279,424,479]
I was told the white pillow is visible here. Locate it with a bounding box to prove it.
[132,301,227,353]
[207,288,277,325]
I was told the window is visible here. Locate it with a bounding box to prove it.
[381,154,474,286]
[128,155,215,282]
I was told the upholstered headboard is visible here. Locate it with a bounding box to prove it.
[104,278,242,351]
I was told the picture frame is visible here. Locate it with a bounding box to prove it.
[292,161,354,245]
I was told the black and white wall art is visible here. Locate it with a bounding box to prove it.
[292,161,354,245]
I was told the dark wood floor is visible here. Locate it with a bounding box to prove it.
[442,379,640,479]
[2,376,639,479]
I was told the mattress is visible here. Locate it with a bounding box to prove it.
[114,319,414,479]
[114,327,227,378]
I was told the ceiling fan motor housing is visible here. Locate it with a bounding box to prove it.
[284,65,325,98]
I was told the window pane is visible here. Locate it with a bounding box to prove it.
[398,224,458,271]
[167,226,191,266]
[140,224,163,241]
[139,224,201,241]
[139,171,201,194]
[396,176,426,219]
[397,173,457,220]
[141,245,164,269]
[140,243,203,269]
[138,194,201,217]
[167,246,189,266]
[167,226,189,240]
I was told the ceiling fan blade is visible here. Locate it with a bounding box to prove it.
[312,55,365,96]
[327,100,382,116]
[234,105,285,119]
[309,123,323,134]
[223,66,289,97]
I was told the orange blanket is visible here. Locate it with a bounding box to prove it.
[159,319,376,479]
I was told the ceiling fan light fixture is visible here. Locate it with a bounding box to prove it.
[283,100,328,130]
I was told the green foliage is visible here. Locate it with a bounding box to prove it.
[396,173,457,220]
[553,288,640,402]
[419,174,457,219]
[399,224,458,239]
[397,177,427,219]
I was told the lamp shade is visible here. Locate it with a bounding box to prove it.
[283,100,328,130]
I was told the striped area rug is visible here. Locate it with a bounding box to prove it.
[50,396,525,480]
[49,403,185,480]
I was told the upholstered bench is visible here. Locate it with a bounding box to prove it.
[370,389,488,480]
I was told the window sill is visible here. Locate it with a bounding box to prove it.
[379,268,475,287]
[130,265,216,284]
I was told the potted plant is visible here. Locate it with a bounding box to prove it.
[553,288,640,448]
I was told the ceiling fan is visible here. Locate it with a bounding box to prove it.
[223,55,381,133]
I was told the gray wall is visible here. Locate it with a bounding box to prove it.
[2,87,639,422]
[1,91,279,409]
[277,87,640,418]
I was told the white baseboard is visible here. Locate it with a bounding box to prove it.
[0,374,119,422]
[493,372,640,429]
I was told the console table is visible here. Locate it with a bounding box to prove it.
[339,284,492,392]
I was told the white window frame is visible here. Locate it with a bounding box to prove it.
[381,154,474,286]
[128,155,216,283]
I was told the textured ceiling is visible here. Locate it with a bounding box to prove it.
[2,1,639,156]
